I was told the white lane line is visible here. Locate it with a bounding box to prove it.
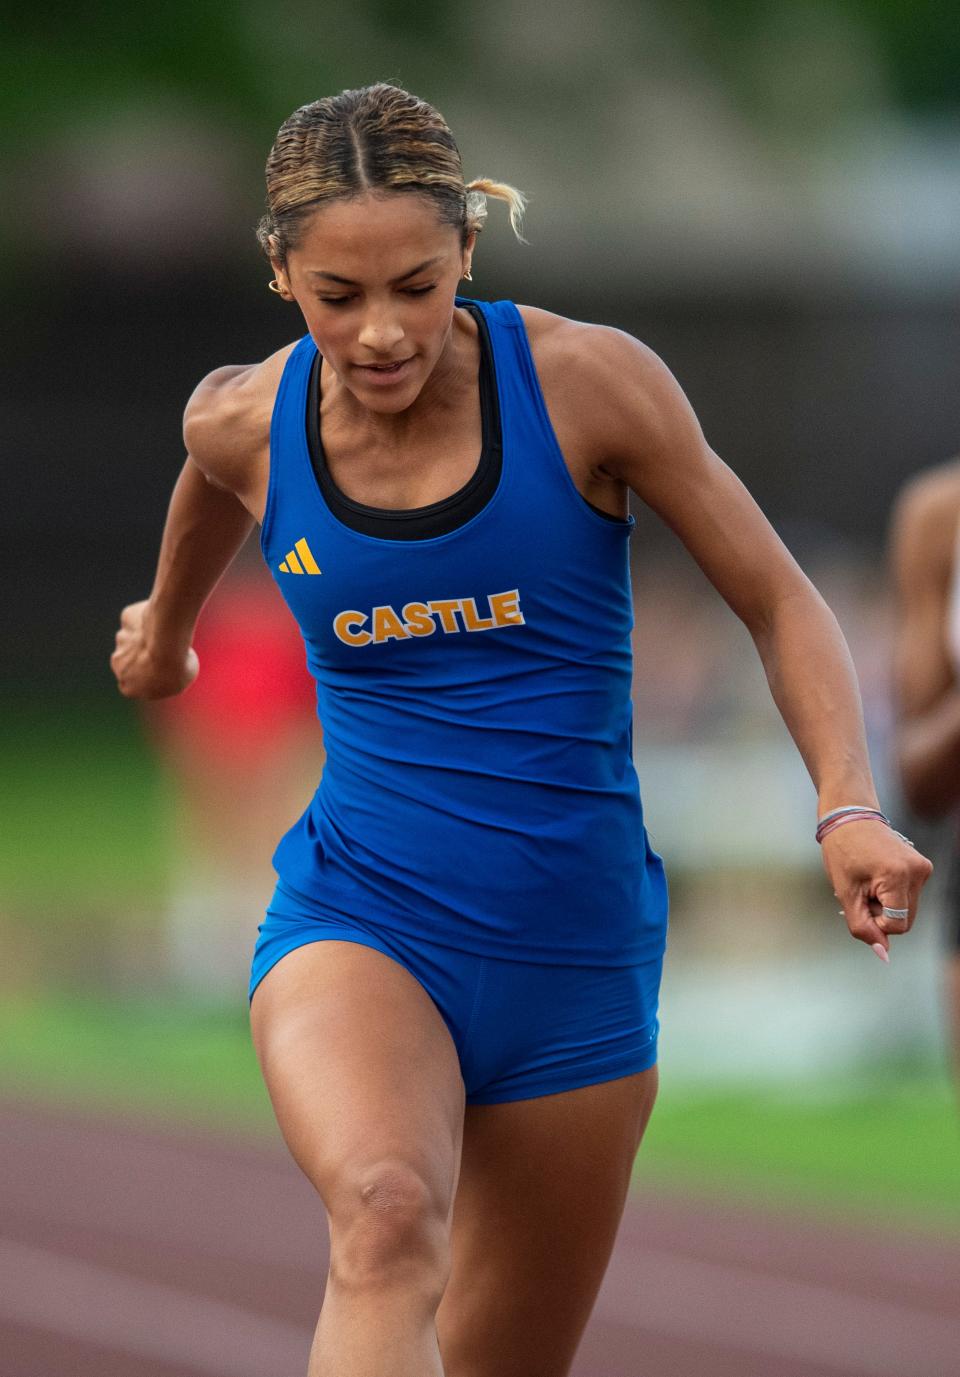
[0,1238,312,1377]
[596,1244,960,1377]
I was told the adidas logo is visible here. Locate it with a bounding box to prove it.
[279,538,322,575]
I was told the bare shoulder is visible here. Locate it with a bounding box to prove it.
[890,457,960,573]
[514,304,699,476]
[515,304,656,384]
[183,342,298,494]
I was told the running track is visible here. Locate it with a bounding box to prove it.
[1,1100,958,1376]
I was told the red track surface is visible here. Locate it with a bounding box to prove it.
[2,1100,959,1376]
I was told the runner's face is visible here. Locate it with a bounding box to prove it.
[279,192,474,413]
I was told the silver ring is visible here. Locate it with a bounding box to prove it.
[881,907,909,921]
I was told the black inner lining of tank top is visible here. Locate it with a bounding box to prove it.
[305,301,498,539]
[305,299,622,538]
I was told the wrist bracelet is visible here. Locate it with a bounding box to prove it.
[814,806,915,848]
[817,805,887,827]
[815,807,889,844]
[816,813,915,847]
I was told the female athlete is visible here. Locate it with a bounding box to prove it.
[110,83,932,1377]
[890,457,960,1079]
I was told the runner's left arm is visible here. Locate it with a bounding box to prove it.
[582,325,932,955]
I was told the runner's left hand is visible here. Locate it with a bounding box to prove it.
[820,818,932,960]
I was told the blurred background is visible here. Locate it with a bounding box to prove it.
[2,0,959,1235]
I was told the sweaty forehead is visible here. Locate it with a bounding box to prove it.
[292,193,457,280]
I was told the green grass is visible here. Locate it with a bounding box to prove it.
[0,700,171,907]
[0,991,957,1232]
[638,1077,960,1231]
[0,992,274,1132]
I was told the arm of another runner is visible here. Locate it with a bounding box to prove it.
[110,362,269,700]
[889,465,960,818]
[578,324,932,954]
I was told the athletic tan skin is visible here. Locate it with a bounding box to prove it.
[890,458,960,1078]
[111,191,932,1377]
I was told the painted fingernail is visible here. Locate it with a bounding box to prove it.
[872,942,890,964]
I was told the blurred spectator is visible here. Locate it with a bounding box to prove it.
[142,546,324,1003]
[888,457,960,1078]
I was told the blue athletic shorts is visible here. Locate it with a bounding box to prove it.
[249,880,661,1105]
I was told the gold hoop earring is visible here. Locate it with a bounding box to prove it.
[463,269,473,282]
[268,279,285,295]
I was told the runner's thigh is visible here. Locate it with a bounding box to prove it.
[250,939,466,1221]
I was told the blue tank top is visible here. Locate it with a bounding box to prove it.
[260,298,668,965]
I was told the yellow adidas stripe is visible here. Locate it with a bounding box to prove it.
[295,538,321,574]
[279,560,290,573]
[285,550,304,574]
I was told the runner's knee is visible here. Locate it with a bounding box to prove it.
[328,1158,452,1297]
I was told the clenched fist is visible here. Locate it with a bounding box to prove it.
[110,600,199,699]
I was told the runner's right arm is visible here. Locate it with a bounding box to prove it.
[110,363,270,700]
